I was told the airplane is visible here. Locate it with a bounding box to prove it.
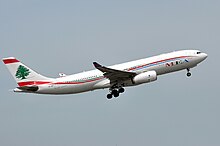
[2,50,207,99]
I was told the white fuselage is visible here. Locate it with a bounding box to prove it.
[15,50,207,94]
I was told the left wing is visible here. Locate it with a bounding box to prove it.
[93,62,136,84]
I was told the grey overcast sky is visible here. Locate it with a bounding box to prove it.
[0,0,219,146]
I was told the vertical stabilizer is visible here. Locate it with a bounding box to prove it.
[2,57,52,86]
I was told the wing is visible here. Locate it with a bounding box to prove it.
[93,62,136,84]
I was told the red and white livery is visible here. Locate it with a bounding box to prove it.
[2,50,207,99]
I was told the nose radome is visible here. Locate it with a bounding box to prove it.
[200,53,208,61]
[203,53,208,59]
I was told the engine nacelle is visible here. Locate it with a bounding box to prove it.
[132,71,157,85]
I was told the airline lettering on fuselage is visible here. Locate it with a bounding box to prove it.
[166,59,189,67]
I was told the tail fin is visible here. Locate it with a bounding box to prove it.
[2,57,51,86]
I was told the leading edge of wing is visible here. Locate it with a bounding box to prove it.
[93,62,136,75]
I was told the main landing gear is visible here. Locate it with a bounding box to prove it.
[107,87,125,99]
[186,68,192,77]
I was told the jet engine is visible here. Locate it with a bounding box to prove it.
[132,70,157,85]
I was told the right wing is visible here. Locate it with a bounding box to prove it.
[93,62,136,84]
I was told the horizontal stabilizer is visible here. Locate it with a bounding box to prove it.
[17,85,39,92]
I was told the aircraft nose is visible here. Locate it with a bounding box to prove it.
[203,53,208,59]
[200,53,208,61]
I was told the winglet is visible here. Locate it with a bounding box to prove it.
[93,62,102,68]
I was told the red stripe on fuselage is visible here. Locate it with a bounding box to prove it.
[3,58,19,64]
[17,77,104,87]
[18,81,51,87]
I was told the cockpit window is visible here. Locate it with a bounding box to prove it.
[197,52,201,54]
